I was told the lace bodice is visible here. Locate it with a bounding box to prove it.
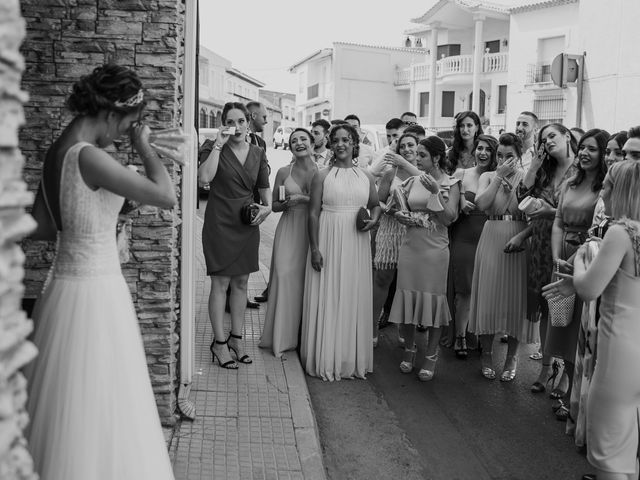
[52,142,124,278]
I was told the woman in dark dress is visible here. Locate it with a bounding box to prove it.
[198,102,271,369]
[446,111,483,174]
[449,134,497,357]
[516,123,576,396]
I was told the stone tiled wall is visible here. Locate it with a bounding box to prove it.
[0,1,39,478]
[19,0,185,425]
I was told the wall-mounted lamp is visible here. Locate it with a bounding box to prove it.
[416,38,423,47]
[502,39,508,47]
[405,37,412,48]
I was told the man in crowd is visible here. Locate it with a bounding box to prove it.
[515,111,538,170]
[344,114,376,168]
[369,117,406,177]
[622,125,640,160]
[310,119,332,167]
[404,123,426,141]
[400,111,418,125]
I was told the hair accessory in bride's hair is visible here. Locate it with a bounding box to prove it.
[114,89,144,108]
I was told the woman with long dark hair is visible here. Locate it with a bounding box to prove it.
[199,102,271,369]
[260,128,317,357]
[301,124,381,380]
[516,122,577,398]
[448,134,497,358]
[26,64,177,480]
[391,136,461,381]
[547,128,608,421]
[446,111,483,173]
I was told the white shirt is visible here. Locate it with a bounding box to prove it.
[357,143,376,169]
[313,149,331,167]
[521,145,535,172]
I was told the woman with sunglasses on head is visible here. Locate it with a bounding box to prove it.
[199,102,271,370]
[259,128,317,358]
[448,134,497,358]
[468,133,535,381]
[301,124,381,381]
[516,123,577,399]
[390,136,461,381]
[25,64,177,480]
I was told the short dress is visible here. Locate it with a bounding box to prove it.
[390,175,459,328]
[202,144,270,276]
[587,220,640,474]
[374,175,406,270]
[469,170,538,343]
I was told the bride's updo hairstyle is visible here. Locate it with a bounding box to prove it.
[67,64,144,117]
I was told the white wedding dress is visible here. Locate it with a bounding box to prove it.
[26,142,175,480]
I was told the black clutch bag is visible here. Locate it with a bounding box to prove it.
[356,206,371,230]
[241,203,258,225]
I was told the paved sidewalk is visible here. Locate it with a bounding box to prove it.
[167,218,326,480]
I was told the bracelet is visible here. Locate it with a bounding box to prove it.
[213,143,222,151]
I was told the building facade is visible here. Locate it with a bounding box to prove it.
[259,89,296,145]
[290,42,426,125]
[198,46,265,129]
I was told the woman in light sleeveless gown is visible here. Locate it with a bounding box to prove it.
[566,160,640,480]
[469,133,536,382]
[301,124,381,381]
[260,128,317,357]
[25,65,177,480]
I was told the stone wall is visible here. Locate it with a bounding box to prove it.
[19,0,186,425]
[0,1,39,478]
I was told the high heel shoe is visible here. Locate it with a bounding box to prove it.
[210,340,239,369]
[481,351,495,380]
[227,332,252,364]
[531,362,554,393]
[548,360,567,399]
[418,353,438,381]
[454,336,468,359]
[399,347,416,374]
[500,355,518,382]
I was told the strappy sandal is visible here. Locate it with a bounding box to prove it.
[548,361,566,399]
[500,355,518,382]
[399,347,416,374]
[454,336,468,359]
[227,332,253,364]
[481,351,496,380]
[418,354,438,382]
[554,402,572,422]
[210,340,239,370]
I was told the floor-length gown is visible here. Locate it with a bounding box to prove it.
[26,142,175,480]
[301,166,373,381]
[260,166,310,357]
[587,219,640,474]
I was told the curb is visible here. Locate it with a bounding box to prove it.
[282,352,327,480]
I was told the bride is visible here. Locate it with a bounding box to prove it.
[26,64,177,480]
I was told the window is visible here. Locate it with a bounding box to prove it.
[497,85,507,114]
[419,92,430,117]
[308,83,319,99]
[208,111,215,128]
[469,90,486,117]
[485,40,500,53]
[284,106,290,120]
[533,93,565,125]
[441,91,455,117]
[199,109,207,128]
[437,44,461,58]
[314,112,321,121]
[306,115,312,126]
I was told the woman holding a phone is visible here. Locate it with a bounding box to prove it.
[468,133,535,381]
[516,123,577,398]
[259,128,317,357]
[198,102,271,369]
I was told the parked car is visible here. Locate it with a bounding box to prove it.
[273,126,293,149]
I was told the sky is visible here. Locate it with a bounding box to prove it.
[199,0,437,94]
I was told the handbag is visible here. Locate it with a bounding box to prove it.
[356,206,371,230]
[240,203,258,225]
[547,262,575,327]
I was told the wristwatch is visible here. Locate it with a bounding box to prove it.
[213,143,222,151]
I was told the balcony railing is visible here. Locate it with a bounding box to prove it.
[526,64,552,84]
[395,52,509,86]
